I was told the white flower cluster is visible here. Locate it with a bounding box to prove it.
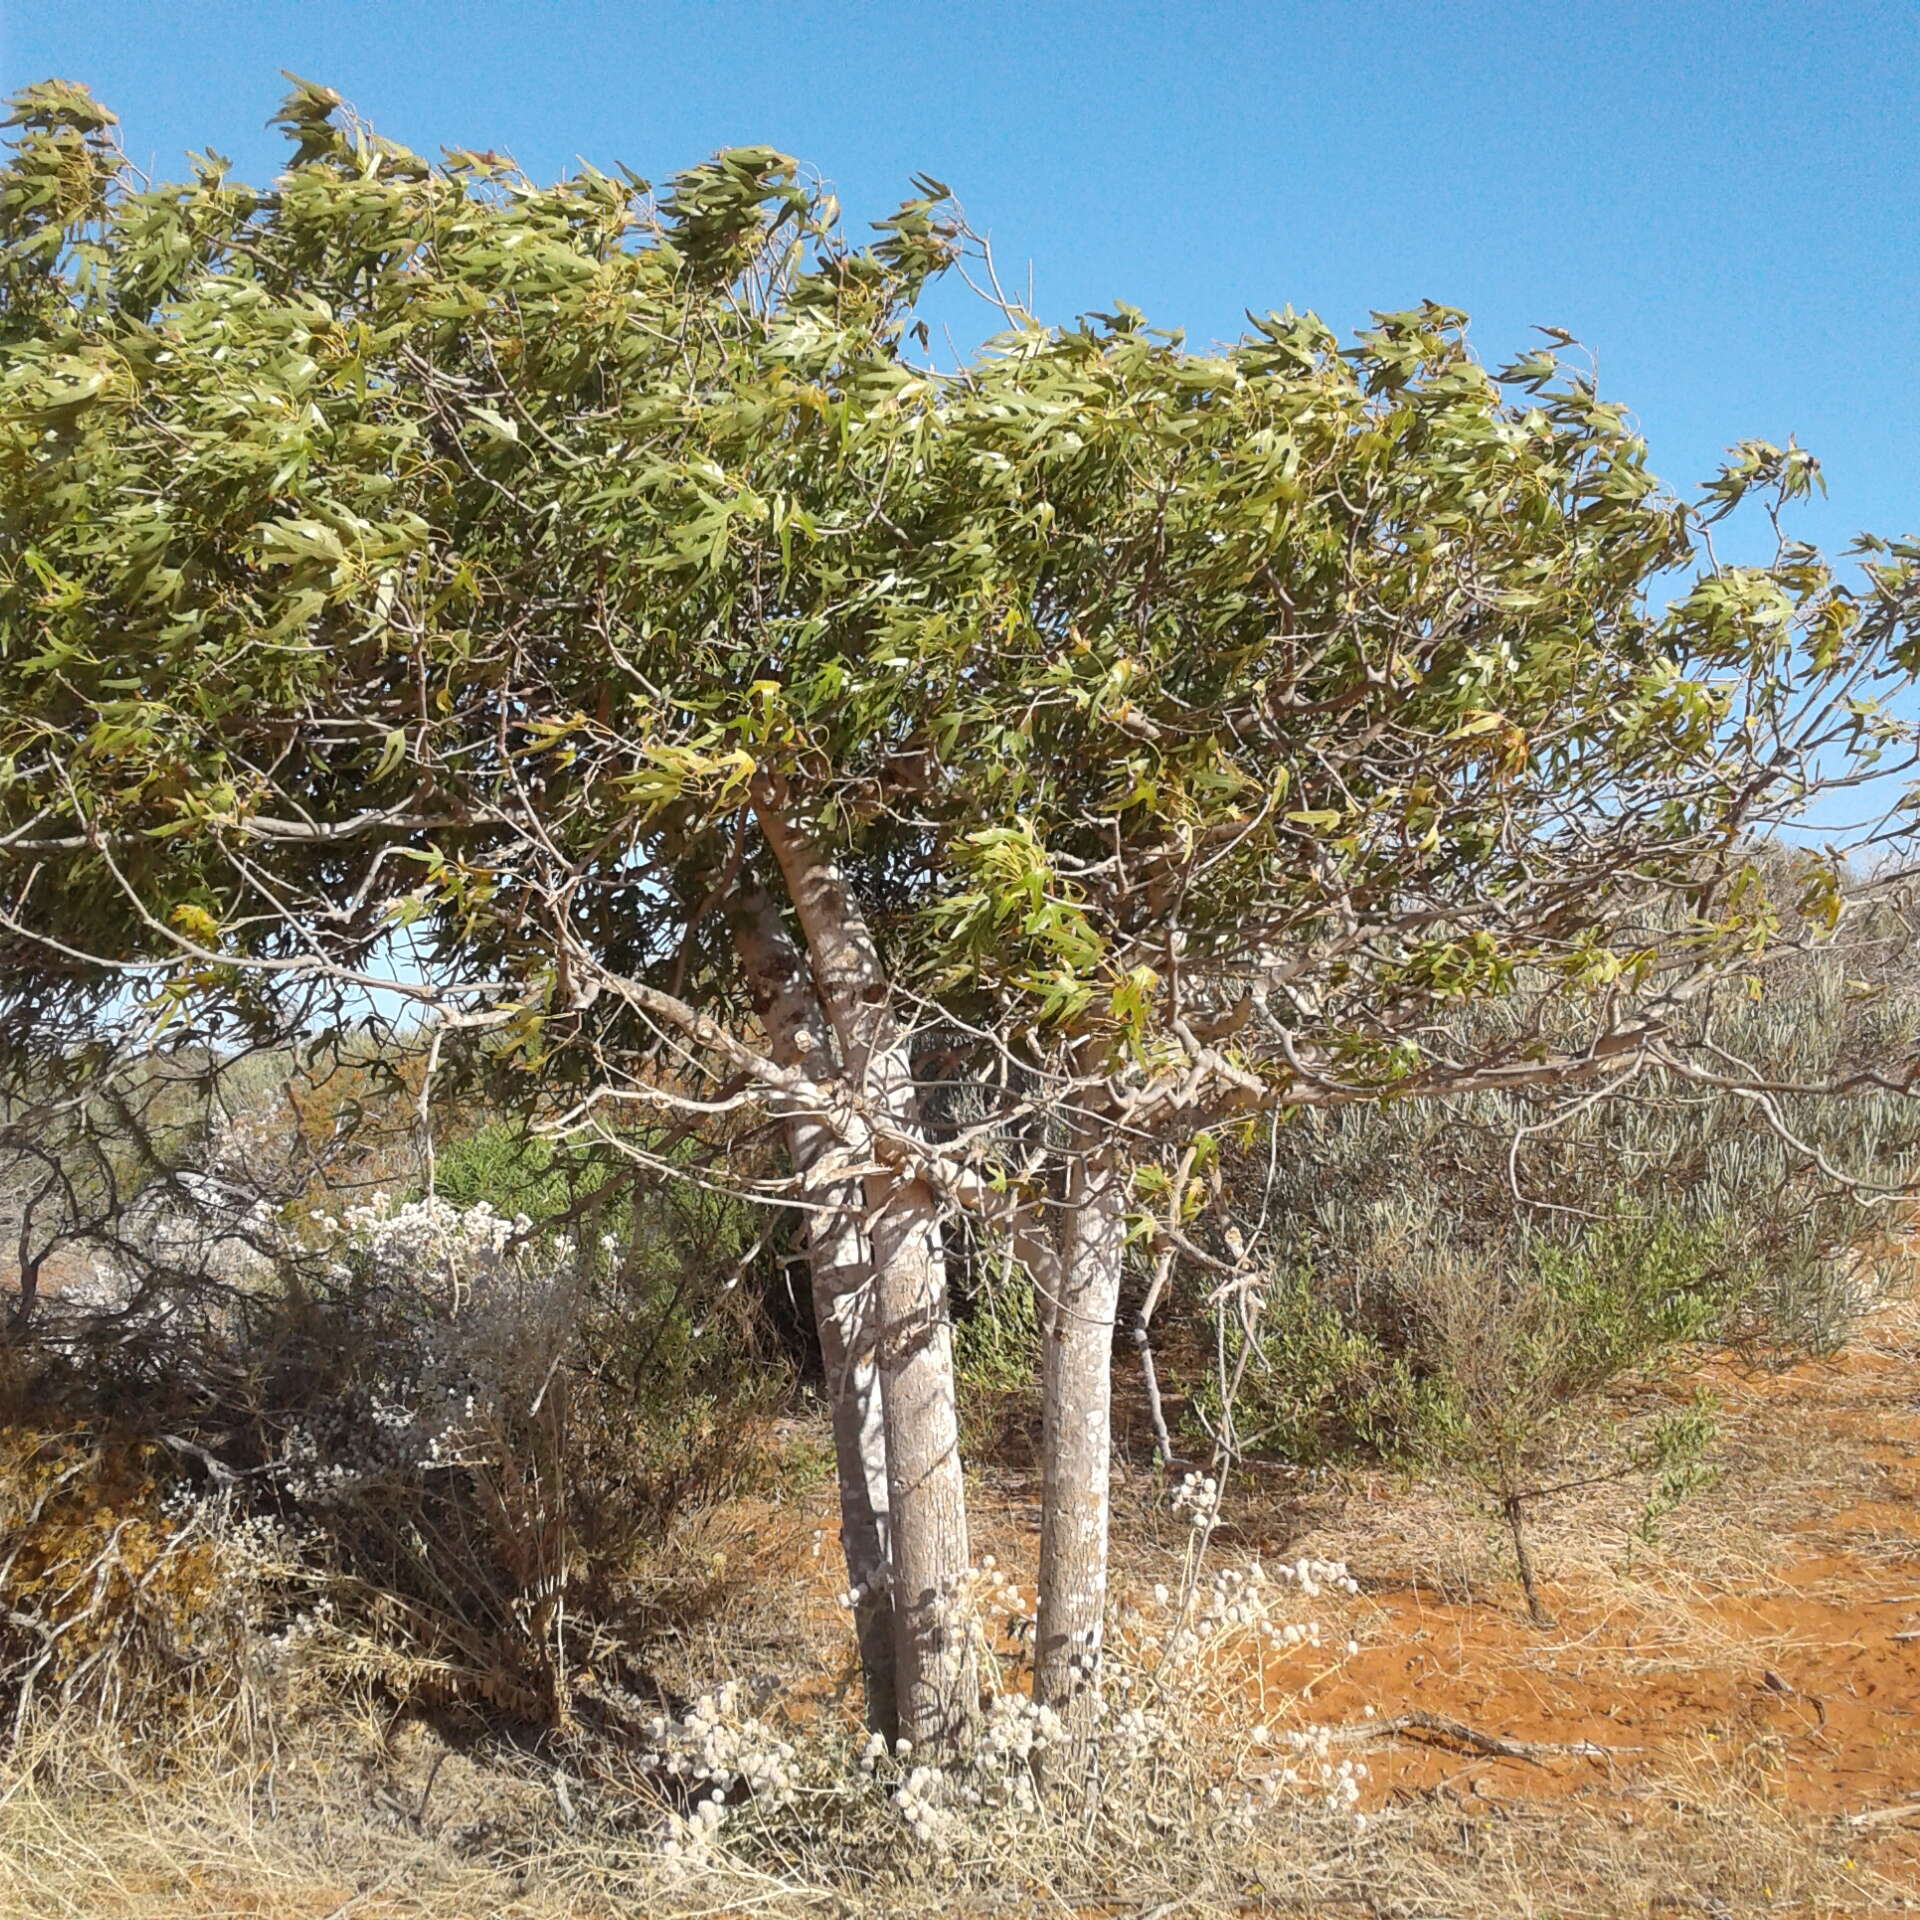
[974,1691,1065,1775]
[927,1554,1031,1638]
[255,1594,338,1671]
[892,1762,962,1845]
[885,1699,1059,1840]
[659,1789,730,1863]
[621,1568,1381,1874]
[1170,1471,1222,1531]
[261,1193,577,1507]
[1089,1684,1170,1769]
[1276,1554,1361,1602]
[273,1378,481,1504]
[1125,1556,1359,1672]
[1263,1725,1370,1817]
[203,1104,291,1188]
[641,1682,800,1863]
[585,1494,1379,1876]
[330,1191,531,1301]
[201,1499,319,1574]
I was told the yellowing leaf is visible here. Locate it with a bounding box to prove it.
[168,902,222,948]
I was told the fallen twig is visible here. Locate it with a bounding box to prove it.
[1299,1710,1641,1765]
[1847,1799,1920,1829]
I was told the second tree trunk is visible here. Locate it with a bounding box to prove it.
[1034,1142,1127,1766]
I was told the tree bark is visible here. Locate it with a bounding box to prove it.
[749,786,976,1755]
[1033,1137,1127,1767]
[808,1191,898,1737]
[728,879,897,1737]
[864,1164,976,1753]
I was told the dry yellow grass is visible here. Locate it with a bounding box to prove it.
[2,1713,1912,1920]
[0,1297,1915,1917]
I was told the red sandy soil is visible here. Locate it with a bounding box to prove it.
[1248,1293,1920,1887]
[764,1290,1920,1900]
[773,1293,1918,1842]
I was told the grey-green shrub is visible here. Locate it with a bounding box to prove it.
[1185,913,1920,1612]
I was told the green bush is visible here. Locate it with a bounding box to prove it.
[952,1263,1041,1399]
[1177,921,1920,1617]
[1194,1270,1450,1467]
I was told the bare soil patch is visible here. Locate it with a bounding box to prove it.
[1232,1292,1920,1899]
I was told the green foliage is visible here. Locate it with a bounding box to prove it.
[1181,927,1920,1604]
[1199,1208,1733,1473]
[1194,1271,1451,1466]
[1634,1396,1721,1547]
[428,1123,575,1221]
[0,90,1914,1668]
[1399,1207,1735,1496]
[1194,1199,1735,1617]
[428,1117,766,1303]
[952,1263,1040,1398]
[0,74,1910,1127]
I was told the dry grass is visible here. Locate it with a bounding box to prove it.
[2,1709,1913,1920]
[1,1298,1916,1918]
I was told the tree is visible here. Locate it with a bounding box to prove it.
[0,75,994,1750]
[3,77,1917,1768]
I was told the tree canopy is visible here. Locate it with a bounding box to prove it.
[6,76,1914,1107]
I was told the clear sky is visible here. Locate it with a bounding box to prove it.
[6,0,1917,566]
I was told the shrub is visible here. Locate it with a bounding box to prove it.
[0,1151,793,1735]
[1389,1211,1731,1623]
[952,1262,1041,1400]
[0,1432,250,1730]
[628,1532,1371,1882]
[1193,1269,1450,1469]
[1178,925,1920,1617]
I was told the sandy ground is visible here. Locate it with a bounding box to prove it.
[1279,1295,1920,1835]
[1149,1289,1920,1907]
[711,1289,1920,1909]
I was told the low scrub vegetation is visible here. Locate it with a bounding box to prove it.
[1,924,1914,1912]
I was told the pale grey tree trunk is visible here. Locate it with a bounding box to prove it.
[751,784,977,1755]
[811,1193,898,1733]
[1033,1138,1127,1765]
[861,1162,976,1753]
[728,881,897,1736]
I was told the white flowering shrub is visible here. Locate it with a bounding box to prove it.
[624,1520,1373,1886]
[1,1131,794,1734]
[222,1183,799,1722]
[267,1191,545,1500]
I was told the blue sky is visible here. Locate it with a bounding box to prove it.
[6,0,1917,565]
